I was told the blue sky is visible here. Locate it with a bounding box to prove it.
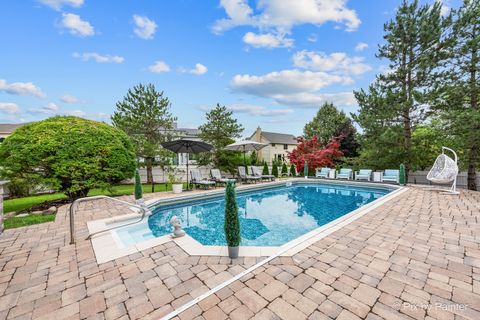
[0,0,455,136]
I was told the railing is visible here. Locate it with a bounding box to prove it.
[69,195,148,244]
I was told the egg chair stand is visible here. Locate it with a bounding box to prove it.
[426,147,460,195]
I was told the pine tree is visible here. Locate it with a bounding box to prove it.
[353,0,448,175]
[134,169,143,200]
[262,162,269,175]
[281,163,288,176]
[290,164,296,177]
[271,165,279,178]
[112,84,176,184]
[434,0,479,190]
[224,181,240,247]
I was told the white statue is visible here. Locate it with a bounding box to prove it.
[170,216,185,238]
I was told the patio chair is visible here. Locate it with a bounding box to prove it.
[238,166,261,183]
[250,166,275,181]
[210,169,236,186]
[336,168,353,180]
[382,169,400,184]
[355,169,372,181]
[315,167,331,178]
[190,169,216,189]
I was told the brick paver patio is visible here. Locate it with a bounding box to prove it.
[0,186,479,320]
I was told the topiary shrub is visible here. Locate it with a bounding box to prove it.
[272,165,279,178]
[262,162,269,175]
[399,163,406,185]
[290,164,296,177]
[281,163,288,176]
[134,169,143,200]
[0,116,136,200]
[224,181,240,247]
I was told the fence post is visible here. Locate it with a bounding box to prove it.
[0,181,8,235]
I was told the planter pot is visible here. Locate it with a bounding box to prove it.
[228,246,239,259]
[172,184,183,194]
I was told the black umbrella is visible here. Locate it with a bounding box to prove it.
[161,139,213,190]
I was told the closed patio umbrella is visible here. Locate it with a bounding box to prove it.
[161,139,213,190]
[225,140,268,168]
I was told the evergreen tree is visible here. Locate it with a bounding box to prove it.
[304,102,358,157]
[224,181,240,247]
[434,0,479,190]
[290,164,296,177]
[353,0,448,175]
[271,165,279,178]
[198,104,244,174]
[281,163,288,176]
[134,169,143,200]
[262,162,269,175]
[112,84,176,184]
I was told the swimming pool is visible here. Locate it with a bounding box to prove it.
[113,182,392,248]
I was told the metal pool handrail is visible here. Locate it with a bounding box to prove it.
[69,195,147,244]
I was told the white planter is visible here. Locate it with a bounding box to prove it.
[172,183,183,194]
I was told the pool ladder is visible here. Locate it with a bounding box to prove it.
[69,195,148,244]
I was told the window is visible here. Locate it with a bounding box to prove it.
[271,143,276,147]
[283,144,288,150]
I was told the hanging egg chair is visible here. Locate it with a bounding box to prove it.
[426,147,459,194]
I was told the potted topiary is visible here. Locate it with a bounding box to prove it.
[224,181,240,258]
[168,168,183,194]
[134,169,144,205]
[281,163,288,177]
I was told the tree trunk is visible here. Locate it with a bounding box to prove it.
[146,157,154,184]
[467,35,478,191]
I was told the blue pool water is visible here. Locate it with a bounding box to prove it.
[115,183,392,247]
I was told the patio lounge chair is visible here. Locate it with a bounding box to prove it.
[382,169,400,184]
[238,166,261,183]
[250,166,275,181]
[355,169,372,181]
[315,167,331,178]
[190,169,216,189]
[211,169,236,186]
[336,168,353,180]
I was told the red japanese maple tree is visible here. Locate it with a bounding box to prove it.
[287,135,343,174]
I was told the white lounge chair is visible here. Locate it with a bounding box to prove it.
[382,170,399,184]
[190,169,215,189]
[250,166,275,181]
[238,166,261,183]
[210,169,236,186]
[315,167,331,178]
[355,169,372,181]
[336,168,353,180]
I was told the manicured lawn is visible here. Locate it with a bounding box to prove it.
[4,183,172,213]
[4,214,56,229]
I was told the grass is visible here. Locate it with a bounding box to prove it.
[4,214,56,229]
[4,183,172,214]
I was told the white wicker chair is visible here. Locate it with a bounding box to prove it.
[426,147,459,194]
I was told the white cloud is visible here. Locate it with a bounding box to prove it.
[38,0,84,10]
[0,79,46,98]
[27,102,60,114]
[133,15,157,40]
[60,94,79,104]
[0,102,20,114]
[200,103,292,117]
[65,109,86,117]
[190,63,208,75]
[72,52,124,64]
[147,60,171,73]
[61,13,95,37]
[307,34,318,43]
[213,0,361,43]
[292,51,372,75]
[437,0,451,16]
[355,42,368,51]
[231,69,356,108]
[242,31,293,49]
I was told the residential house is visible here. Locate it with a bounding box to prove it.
[248,127,298,164]
[0,123,25,142]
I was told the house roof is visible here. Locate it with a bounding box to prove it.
[261,131,298,145]
[0,123,26,134]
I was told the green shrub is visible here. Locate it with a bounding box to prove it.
[281,163,288,176]
[0,116,136,200]
[290,164,296,176]
[262,162,269,175]
[224,181,240,247]
[272,165,279,177]
[134,169,143,200]
[399,163,406,185]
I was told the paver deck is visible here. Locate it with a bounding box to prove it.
[0,186,479,320]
